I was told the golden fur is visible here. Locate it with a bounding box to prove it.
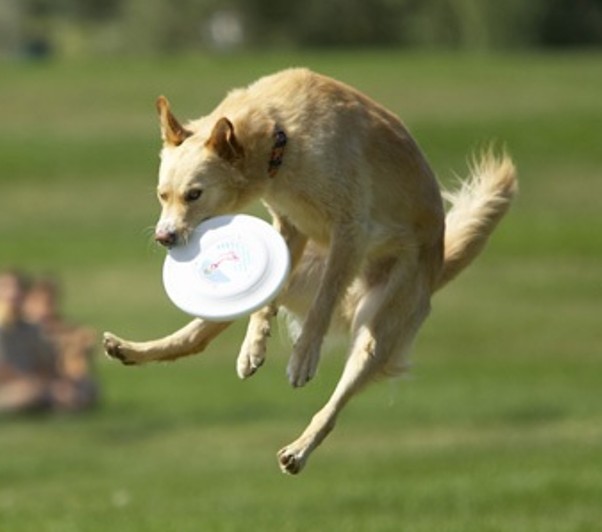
[104,68,517,474]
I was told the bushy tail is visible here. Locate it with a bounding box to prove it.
[436,149,518,291]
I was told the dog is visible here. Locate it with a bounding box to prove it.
[104,68,517,475]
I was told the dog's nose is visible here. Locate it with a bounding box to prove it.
[154,229,177,248]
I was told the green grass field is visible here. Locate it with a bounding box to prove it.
[1,51,601,531]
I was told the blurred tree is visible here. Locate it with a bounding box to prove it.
[399,0,547,50]
[0,0,22,56]
[539,0,602,46]
[229,0,402,47]
[290,0,401,47]
[70,0,121,20]
[119,0,213,54]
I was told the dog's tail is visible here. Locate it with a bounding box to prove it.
[436,149,518,291]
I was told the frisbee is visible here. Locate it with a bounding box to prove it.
[162,214,290,321]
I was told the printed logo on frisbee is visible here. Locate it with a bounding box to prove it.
[193,233,268,298]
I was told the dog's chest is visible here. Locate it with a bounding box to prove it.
[262,193,331,245]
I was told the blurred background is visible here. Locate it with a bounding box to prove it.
[1,0,602,57]
[1,1,601,531]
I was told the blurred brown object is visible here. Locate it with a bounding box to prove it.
[0,270,57,414]
[24,276,100,412]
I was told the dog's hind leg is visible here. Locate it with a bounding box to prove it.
[277,322,381,474]
[277,260,432,475]
[287,223,364,387]
[104,319,231,366]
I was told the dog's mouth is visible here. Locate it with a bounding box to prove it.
[154,217,214,248]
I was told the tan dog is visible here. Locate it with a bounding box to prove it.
[104,68,517,474]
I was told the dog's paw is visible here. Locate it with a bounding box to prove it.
[277,445,308,475]
[236,322,270,379]
[286,341,321,388]
[236,346,265,379]
[103,332,137,366]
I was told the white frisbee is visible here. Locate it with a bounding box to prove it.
[162,214,290,321]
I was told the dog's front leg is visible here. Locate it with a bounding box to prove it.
[104,319,231,365]
[287,224,362,387]
[236,303,277,378]
[236,216,307,379]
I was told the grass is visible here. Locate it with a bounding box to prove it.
[1,50,601,531]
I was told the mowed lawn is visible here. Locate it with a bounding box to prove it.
[1,51,601,531]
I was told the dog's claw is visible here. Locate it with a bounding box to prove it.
[103,333,136,365]
[277,447,306,475]
[237,356,265,379]
[236,334,268,379]
[103,333,120,357]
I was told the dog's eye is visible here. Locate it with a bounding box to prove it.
[184,189,203,202]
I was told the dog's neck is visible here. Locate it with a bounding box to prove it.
[267,126,287,178]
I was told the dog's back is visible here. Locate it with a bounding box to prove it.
[212,68,445,286]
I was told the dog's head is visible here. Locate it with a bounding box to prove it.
[153,96,258,247]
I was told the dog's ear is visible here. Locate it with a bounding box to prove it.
[205,117,244,162]
[156,95,193,147]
